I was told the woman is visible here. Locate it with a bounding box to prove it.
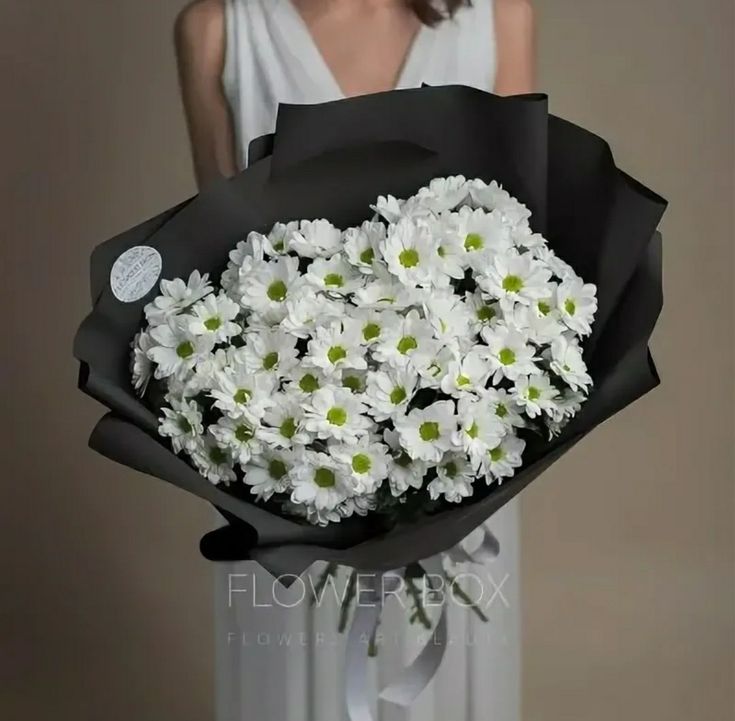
[176,1,534,719]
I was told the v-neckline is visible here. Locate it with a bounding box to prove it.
[277,0,432,99]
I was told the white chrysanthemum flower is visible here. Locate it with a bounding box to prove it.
[340,368,368,394]
[454,394,507,466]
[185,347,231,394]
[131,331,154,395]
[413,343,457,390]
[302,386,371,443]
[511,227,546,251]
[423,290,473,343]
[144,270,213,326]
[222,240,255,294]
[513,374,560,419]
[430,214,468,280]
[238,256,301,323]
[210,415,262,465]
[481,324,539,382]
[549,389,586,424]
[428,453,476,503]
[384,429,428,496]
[534,246,576,280]
[480,433,526,484]
[210,368,276,422]
[352,267,415,309]
[158,397,204,454]
[381,218,442,288]
[394,400,457,463]
[283,368,327,397]
[262,221,299,255]
[188,293,241,342]
[452,206,512,267]
[505,302,566,345]
[336,494,378,521]
[343,221,385,273]
[465,291,501,335]
[330,437,390,493]
[413,175,469,214]
[348,308,401,347]
[548,334,592,392]
[241,328,299,377]
[469,179,532,227]
[148,318,215,379]
[290,450,353,512]
[190,433,237,484]
[305,321,367,376]
[371,194,404,223]
[289,219,342,258]
[481,387,526,430]
[364,366,418,421]
[373,309,439,369]
[557,277,598,336]
[258,394,312,449]
[304,255,364,295]
[441,349,493,397]
[243,449,294,501]
[280,290,345,338]
[479,250,553,311]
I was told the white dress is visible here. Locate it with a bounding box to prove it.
[217,2,520,719]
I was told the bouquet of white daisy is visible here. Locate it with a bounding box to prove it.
[132,176,598,528]
[75,85,665,577]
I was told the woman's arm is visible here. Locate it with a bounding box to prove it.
[175,0,237,189]
[493,0,536,95]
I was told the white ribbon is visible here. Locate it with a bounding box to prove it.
[345,525,500,721]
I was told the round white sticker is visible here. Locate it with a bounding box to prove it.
[110,246,162,303]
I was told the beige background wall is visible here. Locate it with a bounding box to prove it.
[1,1,733,720]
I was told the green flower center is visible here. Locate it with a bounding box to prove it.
[269,459,287,480]
[502,275,524,293]
[477,305,496,323]
[389,386,407,405]
[235,424,254,443]
[457,374,471,387]
[352,454,372,474]
[178,417,193,434]
[527,386,541,401]
[267,280,287,302]
[233,388,251,405]
[489,446,504,462]
[464,233,483,251]
[565,298,577,316]
[272,240,285,253]
[496,403,508,418]
[359,248,375,265]
[209,446,228,465]
[327,345,347,365]
[315,468,336,488]
[437,245,446,258]
[324,273,344,288]
[466,421,479,439]
[263,352,279,370]
[326,407,347,426]
[363,323,381,342]
[399,248,420,268]
[280,417,297,439]
[204,316,222,331]
[397,336,418,355]
[444,461,458,479]
[299,374,320,393]
[419,421,441,442]
[342,375,363,393]
[498,348,516,366]
[538,300,551,316]
[176,341,194,359]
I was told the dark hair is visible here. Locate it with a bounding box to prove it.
[409,0,471,26]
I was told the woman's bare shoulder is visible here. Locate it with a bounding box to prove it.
[494,0,534,31]
[175,0,226,59]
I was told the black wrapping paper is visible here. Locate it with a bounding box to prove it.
[74,86,666,577]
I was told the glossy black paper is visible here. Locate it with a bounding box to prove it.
[73,86,667,577]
